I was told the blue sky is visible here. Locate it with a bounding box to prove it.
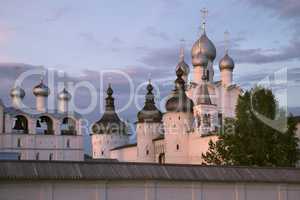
[0,0,299,116]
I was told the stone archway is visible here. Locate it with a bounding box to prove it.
[12,115,28,134]
[36,116,54,135]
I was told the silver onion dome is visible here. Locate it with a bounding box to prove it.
[219,53,235,71]
[10,86,25,99]
[33,80,50,97]
[191,33,216,66]
[58,88,71,101]
[197,51,209,67]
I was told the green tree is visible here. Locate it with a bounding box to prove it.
[202,87,300,167]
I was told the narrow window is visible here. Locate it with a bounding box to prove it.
[178,116,181,120]
[146,150,149,155]
[101,151,104,155]
[18,154,21,160]
[66,139,70,148]
[36,152,39,160]
[176,144,179,150]
[17,138,21,147]
[49,153,53,161]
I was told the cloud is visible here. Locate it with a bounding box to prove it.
[243,0,300,19]
[144,26,170,41]
[79,32,102,47]
[44,5,72,22]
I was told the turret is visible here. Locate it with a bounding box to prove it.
[58,88,71,113]
[164,68,194,164]
[219,31,235,86]
[91,84,129,159]
[193,63,219,135]
[175,42,190,83]
[136,81,162,162]
[10,86,25,109]
[33,79,50,112]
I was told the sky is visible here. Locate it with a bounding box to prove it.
[0,0,300,151]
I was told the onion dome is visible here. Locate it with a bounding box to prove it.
[10,86,25,99]
[137,81,162,123]
[92,84,127,134]
[175,47,190,75]
[165,68,194,112]
[197,51,209,67]
[33,79,50,97]
[195,71,212,105]
[191,33,216,66]
[219,53,235,71]
[58,88,72,101]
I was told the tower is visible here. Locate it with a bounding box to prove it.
[136,81,162,162]
[164,68,194,164]
[175,40,190,83]
[193,54,219,135]
[219,31,235,86]
[10,86,25,109]
[58,88,71,113]
[91,84,129,159]
[33,78,50,112]
[191,8,216,83]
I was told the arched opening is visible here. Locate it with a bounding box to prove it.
[36,116,54,135]
[12,115,28,134]
[61,117,76,135]
[158,153,165,164]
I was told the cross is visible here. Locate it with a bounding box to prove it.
[224,30,229,54]
[179,38,185,61]
[200,8,208,33]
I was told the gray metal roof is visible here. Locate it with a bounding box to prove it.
[0,161,300,183]
[110,143,137,151]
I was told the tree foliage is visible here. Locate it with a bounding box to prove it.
[202,87,300,167]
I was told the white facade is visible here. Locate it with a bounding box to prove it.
[91,20,241,165]
[0,83,84,161]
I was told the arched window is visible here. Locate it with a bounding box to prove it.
[61,117,76,135]
[36,116,54,135]
[146,149,149,155]
[176,144,179,150]
[12,115,28,134]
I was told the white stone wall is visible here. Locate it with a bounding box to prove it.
[163,112,193,164]
[91,134,129,159]
[188,133,218,164]
[110,146,137,162]
[136,122,161,162]
[0,107,84,161]
[0,180,299,200]
[0,134,84,160]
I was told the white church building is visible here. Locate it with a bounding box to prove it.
[0,79,84,161]
[91,19,241,164]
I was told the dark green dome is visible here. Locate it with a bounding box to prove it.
[137,81,162,123]
[165,68,194,112]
